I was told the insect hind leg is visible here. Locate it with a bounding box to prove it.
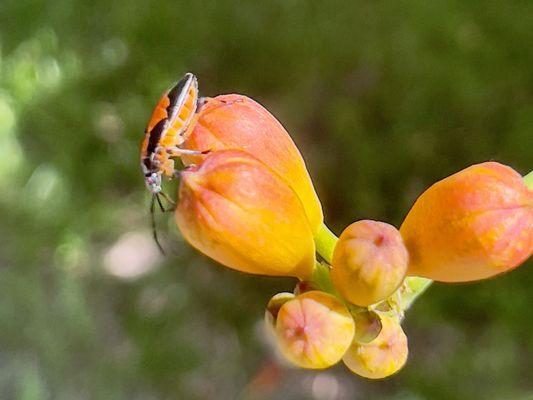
[158,191,176,212]
[150,195,166,255]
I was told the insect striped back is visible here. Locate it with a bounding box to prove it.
[144,73,199,148]
[140,73,200,194]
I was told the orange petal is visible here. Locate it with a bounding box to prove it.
[181,95,323,233]
[401,162,533,282]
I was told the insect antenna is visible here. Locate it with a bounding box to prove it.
[150,194,166,255]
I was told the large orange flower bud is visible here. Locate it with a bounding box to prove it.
[331,220,409,306]
[181,94,323,233]
[175,150,316,279]
[274,291,355,369]
[401,162,532,282]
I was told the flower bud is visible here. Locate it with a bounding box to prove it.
[176,150,316,279]
[181,94,323,233]
[401,162,532,282]
[331,220,409,306]
[265,292,295,331]
[275,291,355,369]
[343,315,408,379]
[352,310,383,344]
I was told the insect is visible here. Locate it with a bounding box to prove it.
[140,72,206,252]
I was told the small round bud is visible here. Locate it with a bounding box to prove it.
[343,315,408,379]
[264,292,295,330]
[275,291,355,369]
[352,310,383,344]
[331,220,409,307]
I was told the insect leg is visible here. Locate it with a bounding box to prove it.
[197,97,208,111]
[155,193,166,212]
[158,191,177,212]
[166,146,210,157]
[150,195,166,255]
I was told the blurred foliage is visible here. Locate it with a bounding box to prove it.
[0,0,532,399]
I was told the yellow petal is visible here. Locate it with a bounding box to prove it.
[176,150,316,279]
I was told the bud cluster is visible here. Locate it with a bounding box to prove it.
[265,289,408,378]
[161,90,531,378]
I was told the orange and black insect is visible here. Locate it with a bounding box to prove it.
[140,72,205,252]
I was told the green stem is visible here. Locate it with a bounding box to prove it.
[397,277,433,312]
[524,170,533,190]
[310,261,337,295]
[314,223,338,264]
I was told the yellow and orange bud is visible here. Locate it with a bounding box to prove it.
[181,94,323,233]
[265,292,295,331]
[352,310,383,344]
[343,315,408,379]
[175,150,316,279]
[331,220,409,307]
[274,291,355,369]
[401,162,533,282]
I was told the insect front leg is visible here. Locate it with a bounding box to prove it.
[166,146,210,157]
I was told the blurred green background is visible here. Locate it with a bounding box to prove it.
[1,0,532,399]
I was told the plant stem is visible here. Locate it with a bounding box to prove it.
[524,170,533,189]
[397,277,433,312]
[310,261,337,295]
[314,223,338,264]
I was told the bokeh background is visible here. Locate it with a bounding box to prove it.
[1,1,532,399]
